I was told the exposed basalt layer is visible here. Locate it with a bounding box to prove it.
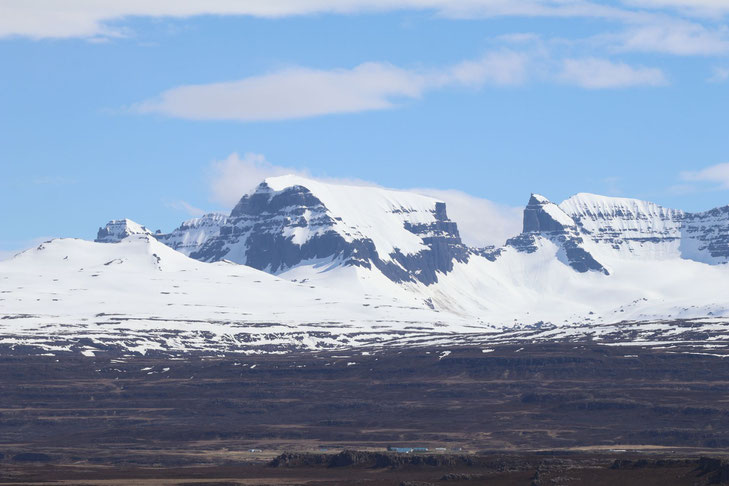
[156,212,228,256]
[561,194,729,264]
[682,205,729,262]
[164,181,470,285]
[96,183,728,283]
[95,219,153,243]
[508,195,608,275]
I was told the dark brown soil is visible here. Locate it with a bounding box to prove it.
[1,343,729,484]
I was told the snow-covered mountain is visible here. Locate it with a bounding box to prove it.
[95,218,154,242]
[154,175,469,285]
[3,175,729,354]
[505,194,608,274]
[559,193,729,264]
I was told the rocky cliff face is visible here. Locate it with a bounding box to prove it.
[507,194,608,274]
[680,205,729,264]
[95,219,153,243]
[160,176,470,285]
[96,181,728,283]
[559,193,729,264]
[156,213,228,257]
[559,193,684,259]
[506,193,729,272]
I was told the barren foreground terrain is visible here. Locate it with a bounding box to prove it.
[2,343,729,484]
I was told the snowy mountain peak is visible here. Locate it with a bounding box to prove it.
[559,192,683,227]
[95,219,154,243]
[524,194,576,233]
[160,176,468,285]
[508,194,608,274]
[93,180,727,288]
[556,193,726,262]
[529,193,551,204]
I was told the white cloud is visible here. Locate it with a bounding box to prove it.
[134,51,669,121]
[133,53,527,121]
[165,200,207,217]
[207,152,522,246]
[0,0,664,40]
[681,162,729,189]
[135,63,429,121]
[559,57,668,88]
[413,188,523,247]
[447,52,529,86]
[621,0,729,17]
[610,21,729,55]
[709,66,729,82]
[208,152,307,206]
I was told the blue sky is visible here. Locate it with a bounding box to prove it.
[1,1,728,256]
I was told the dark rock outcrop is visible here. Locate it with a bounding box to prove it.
[507,194,608,274]
[164,180,470,285]
[95,219,153,243]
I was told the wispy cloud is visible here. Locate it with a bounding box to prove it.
[133,51,668,121]
[681,162,729,190]
[208,153,306,207]
[607,21,729,55]
[134,63,431,122]
[2,0,726,41]
[411,188,522,246]
[620,0,729,17]
[708,66,729,82]
[132,52,527,121]
[559,57,668,88]
[165,200,207,217]
[0,1,659,40]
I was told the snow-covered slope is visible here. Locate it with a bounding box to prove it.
[95,219,153,242]
[2,178,729,354]
[506,194,607,274]
[157,212,228,256]
[0,235,466,354]
[558,193,729,264]
[161,175,468,285]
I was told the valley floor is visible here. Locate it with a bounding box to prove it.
[1,343,729,484]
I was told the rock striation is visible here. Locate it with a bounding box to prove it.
[95,179,728,284]
[507,194,608,274]
[95,219,153,243]
[160,176,470,285]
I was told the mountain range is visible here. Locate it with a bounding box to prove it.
[2,175,728,355]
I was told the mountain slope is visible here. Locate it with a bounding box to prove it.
[160,175,469,285]
[506,194,608,274]
[3,178,729,354]
[0,235,464,353]
[558,193,729,264]
[95,219,154,242]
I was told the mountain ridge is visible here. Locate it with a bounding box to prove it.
[96,178,729,282]
[0,174,716,354]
